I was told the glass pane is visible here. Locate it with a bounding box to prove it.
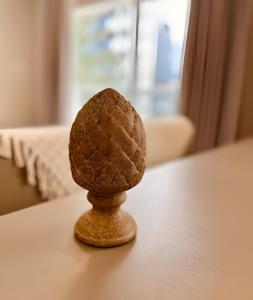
[135,0,189,118]
[71,1,136,121]
[71,0,189,120]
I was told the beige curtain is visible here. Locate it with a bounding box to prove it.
[34,0,72,125]
[181,0,253,152]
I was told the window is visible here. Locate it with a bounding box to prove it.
[71,0,189,120]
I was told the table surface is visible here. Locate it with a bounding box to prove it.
[1,139,253,300]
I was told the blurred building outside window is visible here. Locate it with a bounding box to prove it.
[71,0,189,121]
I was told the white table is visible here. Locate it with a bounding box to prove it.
[1,139,253,300]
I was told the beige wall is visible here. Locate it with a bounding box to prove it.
[0,0,38,128]
[238,20,253,139]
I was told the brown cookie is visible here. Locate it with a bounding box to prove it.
[69,88,146,195]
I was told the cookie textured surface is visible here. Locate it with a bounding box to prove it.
[69,88,146,195]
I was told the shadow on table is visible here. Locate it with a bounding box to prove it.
[63,238,136,299]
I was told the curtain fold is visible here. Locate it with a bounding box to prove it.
[34,0,71,125]
[181,0,253,152]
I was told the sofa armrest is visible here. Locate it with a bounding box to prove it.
[0,158,43,215]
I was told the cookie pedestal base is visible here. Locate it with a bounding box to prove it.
[74,192,137,247]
